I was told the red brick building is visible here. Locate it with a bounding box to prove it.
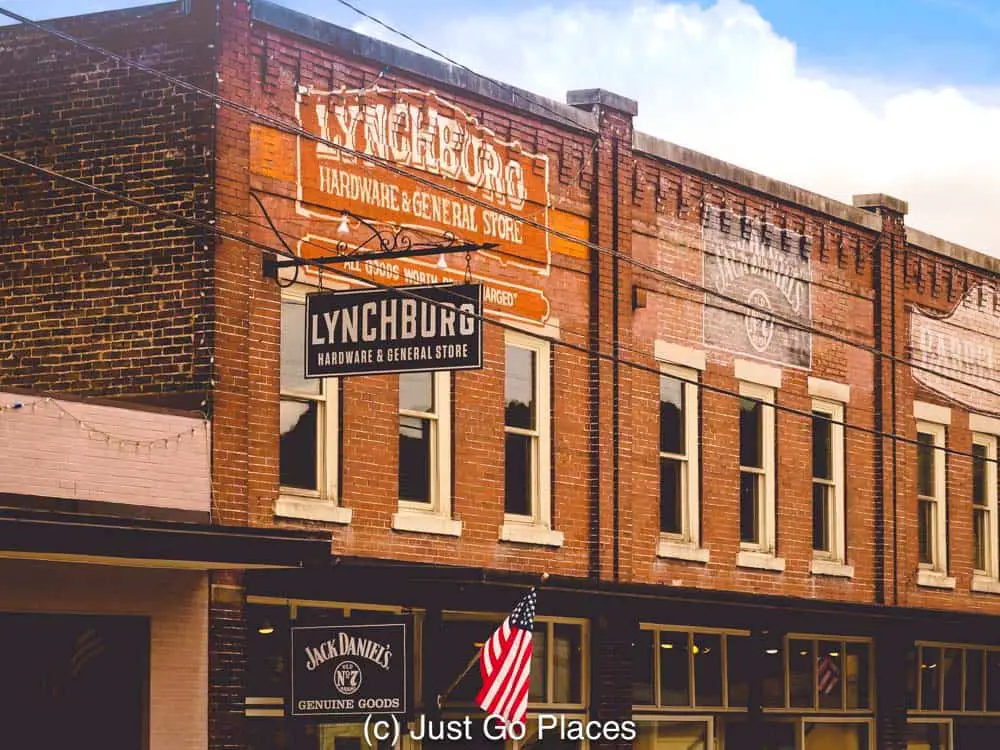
[3,1,1000,749]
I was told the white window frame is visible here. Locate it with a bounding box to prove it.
[499,330,561,547]
[915,417,952,588]
[276,285,350,525]
[736,380,782,571]
[810,398,852,578]
[392,371,461,537]
[654,346,708,563]
[971,431,999,591]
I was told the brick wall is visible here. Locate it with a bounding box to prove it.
[0,3,215,404]
[628,152,882,604]
[0,560,209,750]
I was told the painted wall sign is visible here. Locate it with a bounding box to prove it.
[305,283,483,377]
[291,621,410,719]
[702,206,813,368]
[910,284,1000,415]
[296,86,552,275]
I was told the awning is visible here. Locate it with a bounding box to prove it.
[0,506,332,570]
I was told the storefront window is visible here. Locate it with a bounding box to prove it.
[439,614,587,709]
[635,626,751,710]
[911,642,1000,714]
[634,720,709,749]
[803,721,869,749]
[906,720,951,750]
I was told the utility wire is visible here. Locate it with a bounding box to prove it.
[4,6,971,382]
[2,148,997,469]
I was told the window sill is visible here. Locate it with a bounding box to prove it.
[972,575,1000,595]
[657,538,710,563]
[392,511,462,537]
[736,550,786,572]
[275,496,352,525]
[810,558,854,579]
[916,569,956,590]
[499,521,564,548]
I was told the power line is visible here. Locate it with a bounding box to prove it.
[3,148,997,469]
[8,6,983,389]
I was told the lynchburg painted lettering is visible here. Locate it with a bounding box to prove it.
[304,632,393,672]
[314,101,527,210]
[310,298,476,345]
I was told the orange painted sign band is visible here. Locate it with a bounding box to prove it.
[297,235,550,326]
[296,86,551,275]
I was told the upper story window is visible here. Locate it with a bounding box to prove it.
[972,433,998,580]
[738,383,776,557]
[500,330,561,547]
[812,401,846,560]
[392,371,459,537]
[914,403,952,589]
[277,290,348,524]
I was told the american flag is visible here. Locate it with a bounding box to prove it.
[476,587,537,727]
[818,654,841,695]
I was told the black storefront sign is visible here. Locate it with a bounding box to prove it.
[290,620,410,719]
[305,283,483,377]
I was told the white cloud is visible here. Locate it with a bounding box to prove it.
[351,0,1000,256]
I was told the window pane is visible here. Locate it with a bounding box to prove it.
[739,397,762,468]
[660,457,683,534]
[529,624,547,702]
[789,639,814,708]
[504,433,532,515]
[693,633,723,707]
[818,641,844,710]
[727,635,751,708]
[918,499,935,565]
[975,508,989,572]
[505,345,535,429]
[399,372,433,413]
[633,629,655,705]
[917,432,936,497]
[280,399,318,490]
[639,722,707,749]
[553,623,582,704]
[904,723,950,750]
[281,301,320,395]
[660,376,684,455]
[659,631,690,706]
[921,646,942,711]
[399,416,430,502]
[247,605,289,697]
[813,483,832,553]
[973,442,988,505]
[967,649,985,711]
[846,642,870,709]
[943,648,962,711]
[812,412,833,479]
[988,650,1000,711]
[803,722,868,750]
[761,640,785,708]
[740,471,760,544]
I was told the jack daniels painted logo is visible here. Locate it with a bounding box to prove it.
[701,205,813,369]
[291,621,410,720]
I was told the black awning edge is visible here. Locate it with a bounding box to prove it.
[0,506,332,569]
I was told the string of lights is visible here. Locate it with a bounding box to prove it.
[0,397,208,451]
[2,150,997,469]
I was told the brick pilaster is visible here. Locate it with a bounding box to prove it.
[209,572,248,750]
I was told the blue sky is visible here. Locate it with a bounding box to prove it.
[7,0,999,88]
[4,0,999,253]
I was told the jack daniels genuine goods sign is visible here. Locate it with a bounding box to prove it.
[305,283,483,377]
[290,619,411,720]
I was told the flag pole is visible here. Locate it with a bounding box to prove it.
[435,572,550,710]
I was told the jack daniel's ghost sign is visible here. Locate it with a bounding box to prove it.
[291,621,410,719]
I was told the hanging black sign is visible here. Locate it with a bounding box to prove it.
[305,283,483,377]
[290,620,410,720]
